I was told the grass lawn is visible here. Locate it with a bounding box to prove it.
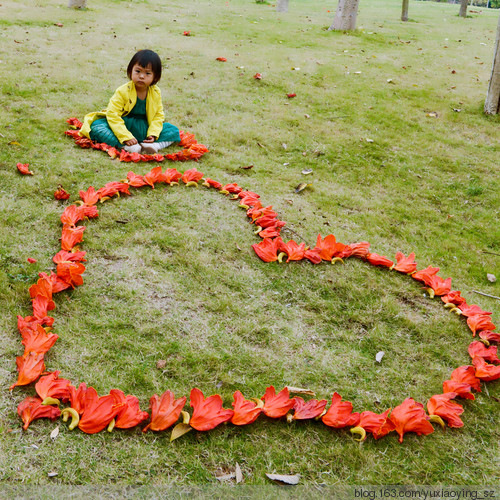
[0,0,499,489]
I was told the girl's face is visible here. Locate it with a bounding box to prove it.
[131,63,155,89]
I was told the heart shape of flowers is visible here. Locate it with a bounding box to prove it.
[12,125,499,442]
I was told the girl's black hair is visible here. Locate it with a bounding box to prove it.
[127,49,162,84]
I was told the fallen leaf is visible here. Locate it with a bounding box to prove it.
[156,360,167,369]
[54,23,63,27]
[487,274,496,283]
[47,471,58,478]
[50,426,59,440]
[241,165,254,170]
[286,386,315,396]
[266,473,300,485]
[170,422,192,442]
[235,463,243,483]
[376,351,385,363]
[426,112,438,118]
[365,138,374,143]
[304,114,310,119]
[216,473,236,482]
[9,141,21,146]
[282,143,287,150]
[294,182,312,194]
[301,169,313,175]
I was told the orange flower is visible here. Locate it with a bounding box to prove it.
[340,241,370,259]
[468,341,499,364]
[35,371,71,403]
[78,387,125,434]
[472,356,500,382]
[142,390,186,432]
[442,365,481,400]
[304,247,322,264]
[261,386,296,418]
[66,117,83,129]
[79,186,100,206]
[10,352,46,390]
[424,275,452,297]
[252,237,281,262]
[203,178,223,190]
[287,92,296,98]
[68,383,88,415]
[52,250,87,264]
[352,409,395,440]
[222,183,242,194]
[31,295,54,321]
[181,168,204,184]
[54,187,70,200]
[27,257,37,264]
[388,398,434,443]
[18,396,60,430]
[61,225,86,251]
[290,397,327,420]
[231,390,262,425]
[459,304,492,317]
[164,168,182,184]
[56,261,85,288]
[189,388,234,431]
[96,181,131,199]
[479,330,500,344]
[427,393,464,428]
[467,314,496,337]
[258,226,282,239]
[315,234,346,261]
[110,390,150,429]
[278,239,306,262]
[144,166,165,187]
[253,73,262,79]
[29,276,54,305]
[393,252,417,274]
[366,253,394,268]
[183,30,191,36]
[60,205,86,227]
[254,214,286,230]
[441,290,466,307]
[17,163,34,175]
[216,57,227,62]
[21,324,59,357]
[126,171,147,187]
[412,265,440,283]
[38,271,71,293]
[321,392,360,428]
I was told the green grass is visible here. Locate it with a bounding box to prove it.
[0,0,499,489]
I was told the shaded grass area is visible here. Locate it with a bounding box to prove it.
[0,0,499,487]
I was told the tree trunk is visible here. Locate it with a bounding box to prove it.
[485,13,500,114]
[328,0,360,31]
[459,0,468,17]
[276,0,289,13]
[68,0,87,7]
[401,0,409,22]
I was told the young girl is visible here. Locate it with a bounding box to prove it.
[79,49,180,154]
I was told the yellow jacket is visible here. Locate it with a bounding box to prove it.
[79,81,165,143]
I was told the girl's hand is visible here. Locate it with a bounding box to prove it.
[125,138,138,146]
[142,136,156,143]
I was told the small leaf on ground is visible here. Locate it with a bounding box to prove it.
[376,351,385,363]
[170,423,192,442]
[235,463,243,483]
[266,473,300,485]
[487,274,496,283]
[286,386,315,396]
[50,426,59,440]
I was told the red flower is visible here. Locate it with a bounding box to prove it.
[17,163,34,175]
[56,261,85,288]
[203,178,223,190]
[144,166,165,187]
[287,93,296,98]
[479,330,500,344]
[321,392,360,428]
[472,356,500,382]
[10,352,46,390]
[252,237,280,262]
[468,341,499,364]
[366,253,394,268]
[110,390,150,429]
[68,383,88,415]
[278,239,306,262]
[126,171,148,187]
[78,387,125,434]
[60,225,85,251]
[231,390,262,425]
[142,390,186,432]
[304,247,323,264]
[35,371,71,403]
[216,57,227,62]
[181,168,204,184]
[261,386,296,418]
[60,205,86,227]
[388,398,434,443]
[189,388,234,431]
[18,396,60,430]
[424,275,452,297]
[459,304,492,318]
[54,187,70,200]
[183,30,191,36]
[340,241,370,259]
[253,73,262,80]
[259,226,282,239]
[66,117,83,129]
[222,183,242,194]
[352,409,395,440]
[467,314,496,337]
[315,234,346,261]
[442,365,481,400]
[21,324,59,357]
[290,397,327,420]
[164,168,182,184]
[412,265,440,283]
[29,276,54,304]
[441,290,467,307]
[53,250,87,264]
[96,182,131,199]
[27,257,37,264]
[393,252,417,274]
[427,393,464,428]
[79,186,100,206]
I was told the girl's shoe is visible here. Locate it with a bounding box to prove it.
[141,141,174,154]
[123,144,142,154]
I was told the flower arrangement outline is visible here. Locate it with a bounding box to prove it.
[12,128,499,441]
